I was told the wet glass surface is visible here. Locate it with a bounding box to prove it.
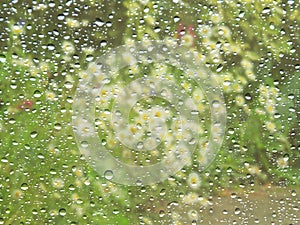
[0,0,299,224]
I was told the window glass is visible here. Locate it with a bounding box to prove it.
[0,0,299,224]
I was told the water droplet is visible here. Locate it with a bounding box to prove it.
[283,154,289,161]
[106,21,112,27]
[37,154,45,159]
[80,141,89,148]
[103,78,111,84]
[234,208,240,215]
[245,93,252,100]
[136,180,143,186]
[49,2,55,7]
[59,208,66,216]
[57,14,65,20]
[1,158,8,163]
[262,7,271,14]
[54,123,62,130]
[100,40,107,47]
[223,80,231,86]
[8,118,16,124]
[228,128,234,134]
[10,83,17,89]
[227,167,232,173]
[137,142,144,150]
[86,55,94,62]
[64,81,73,89]
[212,100,220,108]
[113,209,119,215]
[274,112,280,119]
[216,64,223,72]
[188,138,196,145]
[159,210,165,217]
[47,44,55,51]
[33,90,41,98]
[222,210,228,215]
[154,27,161,33]
[288,94,294,100]
[95,18,105,27]
[21,183,29,190]
[174,16,180,22]
[160,189,166,196]
[30,131,38,138]
[289,107,295,112]
[136,123,142,130]
[0,55,6,63]
[239,11,245,18]
[104,170,113,180]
